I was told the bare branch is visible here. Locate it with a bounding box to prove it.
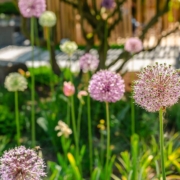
[107,24,179,72]
[140,0,170,40]
[92,0,97,13]
[60,0,78,8]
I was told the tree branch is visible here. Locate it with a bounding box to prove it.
[107,24,179,72]
[60,0,78,8]
[140,0,170,40]
[108,0,127,33]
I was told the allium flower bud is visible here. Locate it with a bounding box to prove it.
[125,37,143,53]
[79,53,99,73]
[39,11,56,27]
[0,146,46,180]
[101,0,114,9]
[133,63,180,112]
[60,41,78,56]
[77,90,88,104]
[88,70,125,103]
[18,0,46,18]
[4,72,28,92]
[55,120,72,138]
[63,81,75,97]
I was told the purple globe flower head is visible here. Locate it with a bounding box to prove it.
[79,53,99,73]
[101,0,114,9]
[0,146,46,180]
[125,37,143,54]
[133,63,180,112]
[18,0,46,18]
[88,70,125,103]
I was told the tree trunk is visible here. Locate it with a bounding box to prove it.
[50,43,61,76]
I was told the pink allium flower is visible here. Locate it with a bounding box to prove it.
[125,37,143,53]
[101,0,114,9]
[88,70,125,102]
[0,146,46,180]
[133,63,180,112]
[18,0,46,18]
[63,81,75,97]
[79,53,99,73]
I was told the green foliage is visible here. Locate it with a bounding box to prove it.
[113,133,180,180]
[0,2,19,15]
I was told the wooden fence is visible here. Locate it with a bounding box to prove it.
[0,0,179,44]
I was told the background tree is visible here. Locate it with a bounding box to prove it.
[60,0,180,71]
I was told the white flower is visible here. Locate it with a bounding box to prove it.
[4,72,28,92]
[60,41,78,56]
[55,120,72,138]
[39,11,57,27]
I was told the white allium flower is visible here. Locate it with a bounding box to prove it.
[60,41,78,56]
[55,120,72,138]
[39,11,57,27]
[4,72,28,92]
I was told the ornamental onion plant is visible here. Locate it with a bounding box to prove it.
[18,0,46,147]
[133,63,180,180]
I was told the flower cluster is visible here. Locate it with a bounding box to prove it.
[63,81,75,97]
[4,72,28,92]
[55,120,72,138]
[101,0,114,9]
[133,63,180,112]
[60,41,78,56]
[97,119,105,131]
[125,37,143,54]
[79,53,99,73]
[18,0,46,18]
[0,146,46,180]
[39,11,56,27]
[88,70,125,103]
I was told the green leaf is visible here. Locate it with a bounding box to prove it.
[37,117,48,132]
[91,167,101,180]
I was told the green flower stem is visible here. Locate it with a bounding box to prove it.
[47,27,54,95]
[61,135,68,164]
[70,95,79,161]
[105,101,110,175]
[159,108,166,180]
[131,97,135,135]
[131,55,135,135]
[31,17,36,147]
[34,19,42,76]
[87,94,93,173]
[77,102,83,139]
[15,91,20,145]
[66,97,70,126]
[87,72,93,173]
[68,55,73,82]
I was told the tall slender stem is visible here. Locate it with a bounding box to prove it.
[131,55,135,135]
[47,27,54,95]
[105,101,110,176]
[15,91,20,145]
[77,103,83,139]
[70,95,79,161]
[68,55,73,82]
[66,98,70,126]
[131,97,135,135]
[87,94,93,173]
[31,17,36,147]
[159,108,166,180]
